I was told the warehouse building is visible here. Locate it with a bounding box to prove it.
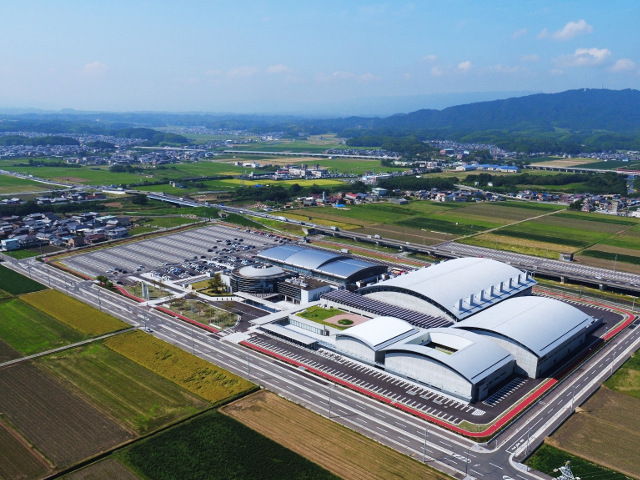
[358,257,535,322]
[257,244,387,288]
[454,296,600,378]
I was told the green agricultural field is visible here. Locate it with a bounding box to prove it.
[0,264,47,295]
[0,298,84,355]
[581,160,640,170]
[116,411,339,480]
[36,342,210,434]
[105,331,256,405]
[0,173,64,194]
[605,350,640,399]
[2,249,43,259]
[525,444,632,480]
[21,289,128,336]
[128,215,199,235]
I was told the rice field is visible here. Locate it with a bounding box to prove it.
[20,289,129,336]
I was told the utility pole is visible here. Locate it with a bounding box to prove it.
[525,427,532,457]
[327,384,334,418]
[553,460,579,479]
[422,427,428,463]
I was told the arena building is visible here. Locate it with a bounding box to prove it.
[454,296,600,378]
[383,328,515,401]
[358,257,535,321]
[333,316,514,401]
[257,244,387,288]
[228,265,289,294]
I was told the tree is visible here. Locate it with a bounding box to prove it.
[131,193,148,205]
[208,272,225,293]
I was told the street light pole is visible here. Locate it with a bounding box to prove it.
[328,385,334,418]
[423,427,428,463]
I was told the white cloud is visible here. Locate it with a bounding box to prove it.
[421,54,437,62]
[317,70,377,82]
[555,47,611,67]
[83,61,107,75]
[266,64,292,74]
[430,66,444,76]
[185,77,199,85]
[403,72,412,79]
[493,64,522,74]
[457,60,472,72]
[228,66,258,78]
[550,69,564,76]
[538,19,593,40]
[521,54,540,63]
[204,68,222,76]
[609,58,635,73]
[512,28,527,39]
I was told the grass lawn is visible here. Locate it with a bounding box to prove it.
[21,289,129,336]
[36,342,210,434]
[105,331,256,405]
[0,298,84,355]
[117,410,339,480]
[0,264,47,295]
[298,306,345,322]
[2,249,42,259]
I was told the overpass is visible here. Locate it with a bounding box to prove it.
[223,149,398,160]
[524,164,626,175]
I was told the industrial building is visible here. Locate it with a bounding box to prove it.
[454,296,600,378]
[358,257,536,321]
[257,244,387,288]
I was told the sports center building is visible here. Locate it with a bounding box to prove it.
[228,265,290,294]
[454,296,601,378]
[256,244,387,288]
[254,257,597,402]
[358,257,536,322]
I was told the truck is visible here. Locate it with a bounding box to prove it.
[340,248,350,254]
[373,234,381,239]
[330,226,339,231]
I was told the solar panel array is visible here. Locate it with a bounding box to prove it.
[322,290,452,329]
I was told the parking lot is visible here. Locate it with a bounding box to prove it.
[63,224,291,279]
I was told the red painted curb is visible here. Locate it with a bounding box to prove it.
[155,306,219,333]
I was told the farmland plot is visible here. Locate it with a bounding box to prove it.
[0,264,47,295]
[0,420,49,480]
[105,331,256,405]
[0,362,134,469]
[118,410,339,480]
[0,298,84,355]
[21,289,128,336]
[36,342,210,434]
[63,458,140,480]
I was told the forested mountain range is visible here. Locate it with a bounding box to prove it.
[1,89,639,152]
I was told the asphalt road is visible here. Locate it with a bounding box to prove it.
[5,255,640,480]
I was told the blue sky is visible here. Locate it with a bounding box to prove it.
[1,1,638,114]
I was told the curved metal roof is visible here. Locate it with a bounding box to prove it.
[383,328,514,383]
[235,265,285,278]
[258,245,385,280]
[454,296,595,357]
[335,316,417,350]
[360,257,535,320]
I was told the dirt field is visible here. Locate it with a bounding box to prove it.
[222,390,452,480]
[323,313,370,327]
[548,387,640,478]
[0,338,21,363]
[64,458,139,480]
[0,419,49,480]
[0,362,134,469]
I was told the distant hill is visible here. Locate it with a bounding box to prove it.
[380,88,640,133]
